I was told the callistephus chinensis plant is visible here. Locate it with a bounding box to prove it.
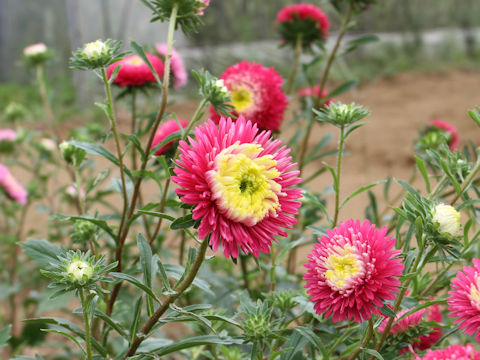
[417,344,480,360]
[276,3,330,49]
[172,117,302,258]
[304,219,404,322]
[107,53,164,87]
[210,61,288,132]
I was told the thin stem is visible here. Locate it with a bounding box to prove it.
[36,64,61,141]
[148,98,208,247]
[79,290,93,360]
[270,250,276,292]
[297,0,355,174]
[371,242,426,357]
[104,4,179,319]
[123,237,209,358]
[450,159,480,205]
[101,67,129,241]
[285,33,303,94]
[240,255,251,295]
[333,126,345,227]
[420,263,453,297]
[349,318,374,360]
[74,166,85,214]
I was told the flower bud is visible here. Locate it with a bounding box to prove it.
[67,259,94,284]
[59,141,85,166]
[38,138,57,154]
[432,203,461,236]
[4,102,26,122]
[315,102,370,128]
[70,39,125,71]
[23,43,53,66]
[82,40,108,60]
[72,220,97,244]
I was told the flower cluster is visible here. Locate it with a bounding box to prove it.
[210,61,288,132]
[0,164,28,205]
[107,54,164,87]
[172,117,302,258]
[276,3,330,49]
[155,44,187,89]
[448,259,480,342]
[304,219,404,322]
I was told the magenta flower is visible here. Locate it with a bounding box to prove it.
[155,44,187,89]
[417,344,480,360]
[297,86,332,106]
[172,116,302,258]
[304,219,404,322]
[151,118,188,155]
[210,61,288,132]
[448,259,480,342]
[107,54,164,87]
[0,129,17,142]
[196,0,210,16]
[431,119,459,150]
[0,164,27,204]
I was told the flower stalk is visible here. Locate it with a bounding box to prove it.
[285,33,302,94]
[79,289,93,360]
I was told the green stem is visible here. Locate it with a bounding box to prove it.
[36,64,61,141]
[297,0,355,174]
[79,289,93,360]
[74,166,85,214]
[101,67,129,240]
[333,126,345,227]
[240,255,251,295]
[285,33,303,94]
[104,4,179,320]
[348,318,374,360]
[270,250,276,292]
[450,159,480,205]
[371,241,426,357]
[123,237,209,358]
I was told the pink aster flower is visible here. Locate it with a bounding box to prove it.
[448,258,480,342]
[172,116,302,258]
[210,61,288,132]
[0,129,17,142]
[304,219,404,323]
[0,164,27,204]
[378,302,442,353]
[151,118,188,156]
[196,0,210,16]
[155,44,187,89]
[107,54,164,87]
[431,119,459,150]
[276,3,330,48]
[417,344,480,360]
[297,86,332,106]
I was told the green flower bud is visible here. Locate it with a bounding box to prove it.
[70,39,127,71]
[59,141,86,166]
[315,102,370,128]
[67,259,94,285]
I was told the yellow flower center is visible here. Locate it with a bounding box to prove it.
[324,245,362,291]
[208,143,282,226]
[127,56,144,66]
[231,87,253,113]
[469,277,480,309]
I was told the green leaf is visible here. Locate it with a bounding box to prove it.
[137,210,175,222]
[149,335,243,356]
[170,214,195,230]
[345,34,379,53]
[130,297,143,343]
[0,325,11,348]
[279,331,308,360]
[130,40,162,84]
[42,329,85,355]
[362,348,384,360]
[415,156,431,193]
[397,299,447,322]
[111,272,159,302]
[94,310,128,340]
[137,233,154,316]
[340,180,385,209]
[21,239,65,267]
[52,214,117,242]
[327,80,359,99]
[294,326,328,358]
[379,304,396,318]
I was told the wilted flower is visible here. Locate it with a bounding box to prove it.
[276,3,330,49]
[210,61,288,132]
[172,117,302,258]
[448,259,480,342]
[416,344,480,360]
[107,54,164,87]
[432,203,461,237]
[151,118,188,156]
[304,219,404,322]
[0,164,28,205]
[155,44,187,89]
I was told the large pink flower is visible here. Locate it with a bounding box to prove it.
[0,164,27,205]
[276,3,330,48]
[448,258,480,341]
[417,344,480,360]
[107,54,164,87]
[172,117,302,258]
[151,118,188,156]
[155,44,187,89]
[210,61,288,132]
[304,219,404,322]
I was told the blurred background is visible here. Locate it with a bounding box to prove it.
[1,0,480,103]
